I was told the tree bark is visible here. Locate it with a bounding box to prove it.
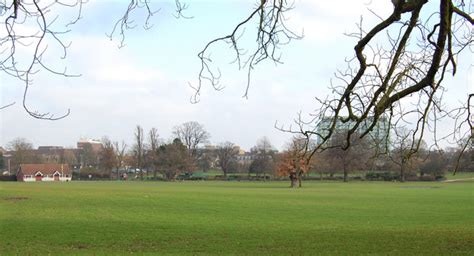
[400,163,405,182]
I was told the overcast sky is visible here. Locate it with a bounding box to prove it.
[1,0,472,151]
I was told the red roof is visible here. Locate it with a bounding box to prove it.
[18,164,71,176]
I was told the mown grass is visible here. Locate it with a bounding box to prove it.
[0,181,473,255]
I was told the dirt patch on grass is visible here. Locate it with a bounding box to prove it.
[71,244,89,250]
[2,196,29,202]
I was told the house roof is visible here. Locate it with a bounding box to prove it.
[18,164,71,176]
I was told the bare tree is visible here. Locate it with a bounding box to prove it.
[59,149,78,166]
[255,136,274,154]
[323,132,370,182]
[3,1,472,165]
[7,137,38,170]
[148,127,160,180]
[216,142,239,178]
[172,121,210,158]
[100,136,115,179]
[114,141,127,180]
[251,136,275,181]
[274,1,473,170]
[2,0,299,114]
[133,125,145,180]
[419,149,448,177]
[191,0,301,102]
[388,127,425,182]
[0,0,85,119]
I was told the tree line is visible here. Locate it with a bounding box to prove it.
[2,122,473,185]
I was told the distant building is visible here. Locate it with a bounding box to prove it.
[17,164,72,182]
[37,146,64,163]
[317,116,390,147]
[236,147,277,165]
[236,151,254,165]
[77,139,103,153]
[77,139,103,168]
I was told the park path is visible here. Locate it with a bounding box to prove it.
[442,177,474,182]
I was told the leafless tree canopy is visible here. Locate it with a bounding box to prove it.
[0,0,86,119]
[172,121,210,157]
[2,1,473,170]
[191,0,301,102]
[277,1,473,171]
[113,140,127,180]
[133,125,145,179]
[216,141,239,177]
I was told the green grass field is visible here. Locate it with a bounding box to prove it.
[1,181,473,255]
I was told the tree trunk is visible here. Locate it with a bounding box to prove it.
[298,173,302,188]
[290,178,298,188]
[343,168,348,182]
[400,164,405,182]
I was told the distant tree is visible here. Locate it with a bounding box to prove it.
[310,151,332,180]
[216,142,239,177]
[156,139,193,180]
[389,128,424,182]
[3,0,472,175]
[196,148,215,172]
[60,149,78,166]
[100,137,116,178]
[276,137,309,187]
[79,143,101,168]
[114,141,127,180]
[249,157,274,179]
[133,125,145,180]
[323,131,371,182]
[173,121,210,158]
[277,153,309,188]
[147,127,160,179]
[450,140,474,173]
[419,150,448,177]
[7,138,38,170]
[254,137,274,153]
[251,136,276,181]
